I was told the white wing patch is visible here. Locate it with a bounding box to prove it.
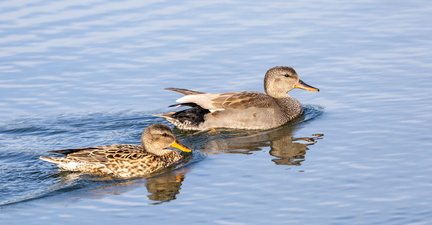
[176,94,224,111]
[209,109,224,112]
[176,95,197,103]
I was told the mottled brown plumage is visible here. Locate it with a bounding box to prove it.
[155,66,319,130]
[40,124,192,178]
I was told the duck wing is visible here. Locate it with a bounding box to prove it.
[47,145,146,163]
[175,91,274,111]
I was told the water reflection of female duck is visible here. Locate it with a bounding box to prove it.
[40,124,193,178]
[145,170,187,203]
[57,169,188,204]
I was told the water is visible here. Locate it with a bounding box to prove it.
[1,0,432,224]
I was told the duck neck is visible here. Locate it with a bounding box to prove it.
[160,151,184,163]
[274,97,303,119]
[267,91,290,99]
[264,84,291,98]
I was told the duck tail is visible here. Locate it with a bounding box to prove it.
[165,88,206,95]
[39,156,82,171]
[154,105,210,130]
[40,156,60,164]
[153,111,176,119]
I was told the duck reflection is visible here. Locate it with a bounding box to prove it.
[181,121,323,166]
[145,169,187,204]
[269,134,322,165]
[55,163,191,204]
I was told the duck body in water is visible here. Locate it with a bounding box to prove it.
[40,124,192,178]
[156,66,319,130]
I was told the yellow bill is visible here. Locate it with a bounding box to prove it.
[170,140,192,153]
[294,79,320,92]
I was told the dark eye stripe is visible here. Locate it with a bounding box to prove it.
[161,133,172,138]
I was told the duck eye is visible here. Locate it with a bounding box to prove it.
[284,74,290,77]
[161,133,171,137]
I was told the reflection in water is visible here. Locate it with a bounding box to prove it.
[186,118,323,166]
[55,168,189,204]
[270,134,323,166]
[145,170,187,204]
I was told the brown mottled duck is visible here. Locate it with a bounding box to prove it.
[155,66,319,130]
[40,124,192,178]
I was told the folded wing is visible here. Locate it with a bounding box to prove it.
[170,89,273,111]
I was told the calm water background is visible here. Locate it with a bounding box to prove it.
[1,0,432,224]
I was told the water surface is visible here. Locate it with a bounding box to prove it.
[1,0,432,224]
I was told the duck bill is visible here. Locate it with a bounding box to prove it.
[170,140,192,153]
[294,80,320,91]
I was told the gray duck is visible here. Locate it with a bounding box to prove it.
[155,66,319,130]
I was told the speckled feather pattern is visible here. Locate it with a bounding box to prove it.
[40,147,183,178]
[40,124,191,178]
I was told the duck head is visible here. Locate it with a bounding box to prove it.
[142,124,192,156]
[264,66,319,98]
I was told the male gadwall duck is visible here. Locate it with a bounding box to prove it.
[40,124,192,178]
[155,66,319,130]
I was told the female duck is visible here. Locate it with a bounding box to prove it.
[40,124,192,178]
[156,66,319,130]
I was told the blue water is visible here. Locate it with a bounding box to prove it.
[1,0,432,224]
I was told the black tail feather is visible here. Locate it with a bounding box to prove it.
[170,106,210,127]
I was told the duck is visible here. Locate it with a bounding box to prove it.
[40,124,192,178]
[155,66,319,130]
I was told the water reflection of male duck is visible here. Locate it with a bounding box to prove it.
[182,115,323,166]
[40,124,192,178]
[156,66,319,130]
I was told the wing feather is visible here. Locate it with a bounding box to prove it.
[49,145,148,163]
[176,91,274,110]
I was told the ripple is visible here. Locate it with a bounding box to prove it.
[1,0,432,224]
